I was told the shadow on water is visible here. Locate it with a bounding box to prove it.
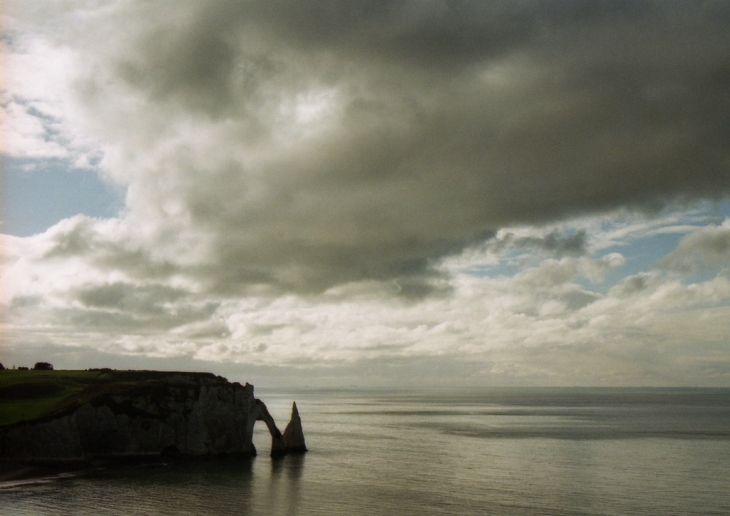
[285,453,306,481]
[0,456,261,515]
[270,453,305,478]
[91,456,259,514]
[0,454,310,515]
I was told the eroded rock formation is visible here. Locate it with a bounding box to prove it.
[255,398,286,457]
[0,372,305,461]
[283,402,307,454]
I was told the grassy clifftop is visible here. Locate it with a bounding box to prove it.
[0,370,219,429]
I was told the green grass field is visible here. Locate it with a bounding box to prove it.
[0,370,103,428]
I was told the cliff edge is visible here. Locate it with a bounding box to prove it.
[0,371,306,461]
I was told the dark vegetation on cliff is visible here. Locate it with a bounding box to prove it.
[0,369,225,429]
[0,369,100,428]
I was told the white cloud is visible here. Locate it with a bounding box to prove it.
[659,219,730,273]
[5,211,729,386]
[1,20,102,167]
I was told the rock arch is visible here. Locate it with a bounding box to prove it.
[254,399,286,457]
[253,399,307,457]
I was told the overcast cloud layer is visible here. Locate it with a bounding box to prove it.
[2,1,730,386]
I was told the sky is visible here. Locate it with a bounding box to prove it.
[1,0,730,388]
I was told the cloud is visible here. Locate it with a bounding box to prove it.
[514,254,624,289]
[3,1,730,385]
[1,20,101,167]
[659,219,730,273]
[477,229,589,259]
[3,214,730,385]
[4,0,726,295]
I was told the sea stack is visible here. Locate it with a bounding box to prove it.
[282,402,308,454]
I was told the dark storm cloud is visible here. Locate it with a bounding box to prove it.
[43,217,178,280]
[77,0,730,295]
[76,282,187,312]
[69,282,219,333]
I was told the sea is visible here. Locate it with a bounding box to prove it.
[1,388,729,515]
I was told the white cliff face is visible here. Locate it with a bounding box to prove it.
[0,374,287,460]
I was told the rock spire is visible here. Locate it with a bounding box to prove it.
[282,402,307,454]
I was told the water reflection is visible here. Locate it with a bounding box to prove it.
[264,454,305,515]
[286,454,305,480]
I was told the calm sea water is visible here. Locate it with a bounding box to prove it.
[2,388,729,515]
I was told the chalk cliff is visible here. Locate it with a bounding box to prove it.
[0,371,306,461]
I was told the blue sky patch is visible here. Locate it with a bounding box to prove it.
[1,157,125,236]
